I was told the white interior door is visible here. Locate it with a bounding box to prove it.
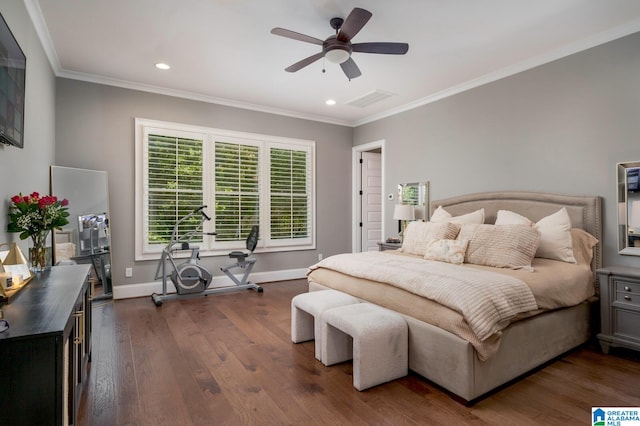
[361,152,382,251]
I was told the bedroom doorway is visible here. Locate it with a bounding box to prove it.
[352,140,385,253]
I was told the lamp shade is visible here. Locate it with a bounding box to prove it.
[630,200,640,228]
[393,204,415,221]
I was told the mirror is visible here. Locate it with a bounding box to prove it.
[398,181,430,221]
[50,166,112,299]
[618,161,640,255]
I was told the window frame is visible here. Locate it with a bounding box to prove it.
[135,118,316,261]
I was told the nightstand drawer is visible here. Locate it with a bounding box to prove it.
[616,291,640,306]
[615,279,640,294]
[614,309,640,341]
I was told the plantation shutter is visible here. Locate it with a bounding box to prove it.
[146,134,204,246]
[269,145,311,244]
[214,141,260,241]
[136,118,315,259]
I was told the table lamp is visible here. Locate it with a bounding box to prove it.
[393,204,415,238]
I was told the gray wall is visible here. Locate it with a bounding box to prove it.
[354,32,640,268]
[0,1,56,253]
[55,79,353,288]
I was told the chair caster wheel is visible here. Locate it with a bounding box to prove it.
[257,286,263,293]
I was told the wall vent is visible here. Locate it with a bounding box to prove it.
[346,90,394,108]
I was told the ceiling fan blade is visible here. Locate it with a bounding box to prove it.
[340,57,362,80]
[271,28,324,45]
[337,8,372,42]
[285,52,325,72]
[352,42,409,55]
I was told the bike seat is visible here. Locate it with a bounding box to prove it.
[229,250,248,260]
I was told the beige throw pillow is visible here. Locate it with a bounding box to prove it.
[570,228,599,266]
[495,207,577,264]
[458,224,540,269]
[400,221,461,256]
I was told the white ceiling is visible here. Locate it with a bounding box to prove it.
[28,0,640,126]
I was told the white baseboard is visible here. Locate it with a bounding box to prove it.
[112,268,308,300]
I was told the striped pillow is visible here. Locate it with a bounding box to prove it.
[400,221,461,256]
[458,224,540,270]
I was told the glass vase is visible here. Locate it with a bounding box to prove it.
[29,232,52,272]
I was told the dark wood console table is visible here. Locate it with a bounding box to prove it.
[0,264,92,426]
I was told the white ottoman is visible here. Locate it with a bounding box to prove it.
[291,290,360,361]
[321,303,408,391]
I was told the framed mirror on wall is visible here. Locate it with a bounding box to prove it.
[50,166,112,299]
[398,181,430,221]
[618,161,640,255]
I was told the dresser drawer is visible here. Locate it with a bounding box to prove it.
[615,279,640,294]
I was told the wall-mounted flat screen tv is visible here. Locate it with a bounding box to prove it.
[0,12,26,149]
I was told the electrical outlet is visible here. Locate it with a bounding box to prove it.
[318,253,323,261]
[125,267,133,278]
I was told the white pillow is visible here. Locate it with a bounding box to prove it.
[534,207,576,263]
[430,206,485,225]
[495,209,533,226]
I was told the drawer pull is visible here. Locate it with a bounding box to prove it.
[624,286,631,291]
[73,311,84,345]
[624,295,632,301]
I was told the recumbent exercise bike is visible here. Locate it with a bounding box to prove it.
[151,206,262,306]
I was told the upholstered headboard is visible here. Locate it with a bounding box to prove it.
[431,191,602,282]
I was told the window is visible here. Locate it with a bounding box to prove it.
[135,119,315,260]
[214,141,260,242]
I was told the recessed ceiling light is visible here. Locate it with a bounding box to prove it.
[155,63,170,70]
[325,99,336,106]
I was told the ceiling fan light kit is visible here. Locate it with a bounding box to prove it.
[271,7,409,80]
[324,42,351,64]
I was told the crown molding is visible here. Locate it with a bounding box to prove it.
[23,0,61,70]
[352,18,640,127]
[55,69,353,127]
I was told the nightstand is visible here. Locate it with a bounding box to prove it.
[377,241,401,251]
[596,266,640,354]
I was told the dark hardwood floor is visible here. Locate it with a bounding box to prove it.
[79,279,640,425]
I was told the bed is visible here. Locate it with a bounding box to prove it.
[307,191,602,402]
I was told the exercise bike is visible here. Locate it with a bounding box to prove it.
[151,206,262,306]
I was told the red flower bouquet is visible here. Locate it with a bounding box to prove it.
[8,192,70,271]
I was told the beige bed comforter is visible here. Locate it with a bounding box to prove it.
[307,251,594,361]
[308,252,537,342]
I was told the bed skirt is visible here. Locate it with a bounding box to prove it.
[309,280,594,402]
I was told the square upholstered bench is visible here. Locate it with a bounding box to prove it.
[291,290,360,361]
[320,303,408,391]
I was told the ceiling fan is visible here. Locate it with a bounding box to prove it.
[271,7,409,80]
